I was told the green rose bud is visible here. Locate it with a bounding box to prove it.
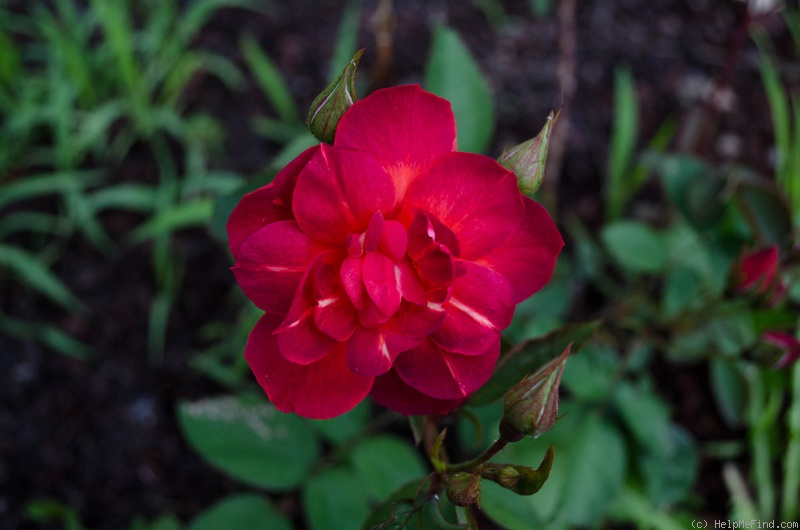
[498,108,559,196]
[307,49,363,144]
[502,344,570,438]
[481,445,554,496]
[445,472,482,507]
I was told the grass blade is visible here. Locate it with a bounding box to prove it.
[605,67,639,221]
[240,33,299,125]
[0,244,83,312]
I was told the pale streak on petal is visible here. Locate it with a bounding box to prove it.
[317,297,337,308]
[448,298,495,329]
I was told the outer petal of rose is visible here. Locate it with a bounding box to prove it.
[246,314,373,419]
[293,144,396,244]
[232,221,325,314]
[401,152,524,260]
[227,146,318,258]
[477,197,564,304]
[431,262,513,355]
[276,308,340,365]
[394,302,446,338]
[393,339,500,400]
[334,85,456,203]
[345,327,394,377]
[370,368,463,416]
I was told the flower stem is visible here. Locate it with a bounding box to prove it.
[445,437,508,474]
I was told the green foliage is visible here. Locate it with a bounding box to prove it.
[606,68,640,221]
[177,395,320,490]
[188,494,292,530]
[425,25,494,154]
[601,220,668,274]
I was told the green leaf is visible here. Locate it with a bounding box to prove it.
[710,357,747,428]
[560,344,618,401]
[662,266,702,319]
[0,244,82,312]
[311,400,370,445]
[425,25,493,154]
[350,435,428,503]
[470,321,599,406]
[303,467,370,530]
[241,33,299,125]
[177,395,320,490]
[643,153,726,231]
[734,179,793,246]
[369,498,419,530]
[361,479,458,530]
[606,67,639,220]
[25,499,87,530]
[639,425,698,506]
[556,414,628,526]
[601,220,668,273]
[89,184,158,213]
[613,381,671,451]
[128,198,213,243]
[188,494,291,530]
[328,0,364,82]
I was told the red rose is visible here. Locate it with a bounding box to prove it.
[762,332,800,369]
[228,85,563,419]
[735,245,779,294]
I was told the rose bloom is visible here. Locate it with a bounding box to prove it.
[735,245,779,294]
[227,85,563,419]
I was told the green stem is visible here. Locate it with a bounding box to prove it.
[445,437,508,474]
[781,361,800,522]
[747,365,775,519]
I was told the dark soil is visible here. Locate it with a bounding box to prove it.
[1,0,792,528]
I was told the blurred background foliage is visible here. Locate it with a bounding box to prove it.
[2,0,800,529]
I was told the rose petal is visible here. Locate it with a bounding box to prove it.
[394,301,446,338]
[401,152,524,260]
[246,314,373,419]
[227,146,317,257]
[335,85,456,203]
[232,220,325,314]
[341,256,367,310]
[314,295,358,341]
[431,262,513,355]
[396,260,426,305]
[293,144,396,244]
[276,308,339,365]
[379,220,408,262]
[393,338,500,400]
[477,197,564,303]
[345,327,395,377]
[363,210,385,253]
[370,368,463,416]
[363,251,401,317]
